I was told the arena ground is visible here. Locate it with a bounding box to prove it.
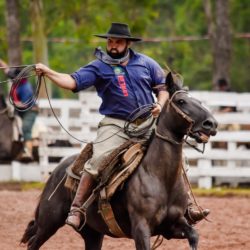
[0,190,249,250]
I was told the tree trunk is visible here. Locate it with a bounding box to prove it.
[213,0,232,87]
[30,0,50,98]
[203,0,232,89]
[5,0,22,66]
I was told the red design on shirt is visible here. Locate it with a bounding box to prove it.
[10,85,20,103]
[117,75,128,97]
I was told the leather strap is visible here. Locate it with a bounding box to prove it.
[99,189,126,237]
[122,143,142,164]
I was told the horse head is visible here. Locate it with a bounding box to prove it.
[157,72,218,146]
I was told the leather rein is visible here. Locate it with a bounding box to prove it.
[155,90,205,153]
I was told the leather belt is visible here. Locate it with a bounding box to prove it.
[133,117,147,126]
[106,115,148,126]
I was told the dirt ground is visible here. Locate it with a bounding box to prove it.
[0,189,249,250]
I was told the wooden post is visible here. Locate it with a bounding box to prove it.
[197,158,212,189]
[11,161,21,181]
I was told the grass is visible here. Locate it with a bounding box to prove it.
[0,182,250,197]
[21,182,45,190]
[193,187,250,197]
[0,181,45,191]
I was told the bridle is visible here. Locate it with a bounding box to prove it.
[155,90,205,153]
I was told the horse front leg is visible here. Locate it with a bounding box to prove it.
[81,225,104,250]
[172,217,199,250]
[130,216,151,250]
[185,225,199,250]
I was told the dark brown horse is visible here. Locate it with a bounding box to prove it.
[21,72,217,250]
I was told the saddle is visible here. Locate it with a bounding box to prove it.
[65,140,146,236]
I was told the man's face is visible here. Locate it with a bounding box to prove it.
[106,37,130,59]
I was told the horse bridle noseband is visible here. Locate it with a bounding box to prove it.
[155,90,205,153]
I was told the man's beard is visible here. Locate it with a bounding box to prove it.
[107,47,128,59]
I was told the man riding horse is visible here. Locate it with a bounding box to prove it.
[35,22,209,231]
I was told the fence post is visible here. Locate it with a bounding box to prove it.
[60,104,69,131]
[39,133,50,181]
[197,158,212,189]
[11,161,21,181]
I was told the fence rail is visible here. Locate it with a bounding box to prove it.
[1,91,250,188]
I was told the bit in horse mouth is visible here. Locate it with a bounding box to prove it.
[191,131,210,143]
[198,132,210,143]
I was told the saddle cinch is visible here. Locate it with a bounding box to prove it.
[65,140,146,236]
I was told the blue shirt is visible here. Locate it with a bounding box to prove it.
[14,79,34,105]
[71,49,165,120]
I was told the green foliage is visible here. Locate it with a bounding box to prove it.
[0,0,249,97]
[175,0,207,36]
[231,0,250,33]
[0,0,7,59]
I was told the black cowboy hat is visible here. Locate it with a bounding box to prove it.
[94,22,142,42]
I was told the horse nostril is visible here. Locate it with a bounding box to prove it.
[202,119,214,129]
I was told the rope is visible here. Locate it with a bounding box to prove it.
[151,235,164,250]
[43,76,128,144]
[0,65,37,85]
[43,74,154,144]
[181,160,211,223]
[8,65,40,112]
[48,173,67,201]
[124,104,155,137]
[0,65,34,69]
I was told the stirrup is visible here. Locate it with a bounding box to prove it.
[65,208,87,231]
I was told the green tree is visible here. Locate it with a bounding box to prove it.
[0,0,249,94]
[5,0,22,65]
[30,0,50,98]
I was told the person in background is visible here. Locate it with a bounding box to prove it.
[35,22,209,230]
[213,78,239,154]
[0,59,38,162]
[216,78,237,113]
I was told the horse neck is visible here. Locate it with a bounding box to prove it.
[143,116,184,185]
[156,107,186,144]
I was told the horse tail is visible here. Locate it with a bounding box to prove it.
[20,220,37,244]
[20,202,40,245]
[20,155,77,248]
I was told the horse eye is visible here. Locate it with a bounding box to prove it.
[177,99,185,105]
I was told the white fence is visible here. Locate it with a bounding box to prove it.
[1,91,250,188]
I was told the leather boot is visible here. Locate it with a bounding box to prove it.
[16,140,34,162]
[185,196,210,225]
[65,171,96,230]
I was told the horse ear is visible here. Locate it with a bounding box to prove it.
[165,72,175,95]
[165,72,174,88]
